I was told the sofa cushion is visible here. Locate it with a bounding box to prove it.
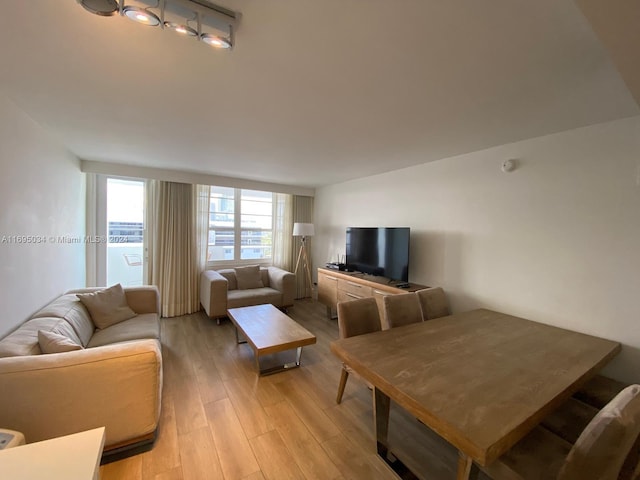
[0,317,82,358]
[86,313,160,348]
[38,330,83,354]
[217,269,238,290]
[260,268,270,287]
[77,284,137,329]
[31,294,95,347]
[235,265,264,290]
[227,287,282,309]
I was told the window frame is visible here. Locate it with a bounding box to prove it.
[207,187,275,268]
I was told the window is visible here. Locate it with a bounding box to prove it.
[208,187,273,264]
[105,178,145,286]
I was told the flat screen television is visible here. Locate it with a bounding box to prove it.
[345,227,410,282]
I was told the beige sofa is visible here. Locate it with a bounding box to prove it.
[200,266,295,323]
[0,286,162,457]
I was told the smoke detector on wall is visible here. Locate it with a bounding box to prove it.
[501,159,517,173]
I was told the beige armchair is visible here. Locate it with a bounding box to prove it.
[200,266,295,324]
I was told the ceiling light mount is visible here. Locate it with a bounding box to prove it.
[77,0,120,16]
[77,0,237,50]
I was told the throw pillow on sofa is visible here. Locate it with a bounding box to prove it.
[235,265,264,290]
[77,283,137,329]
[38,330,83,354]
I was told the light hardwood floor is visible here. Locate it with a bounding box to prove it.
[100,299,487,480]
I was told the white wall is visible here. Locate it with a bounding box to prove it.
[314,116,640,383]
[0,95,86,338]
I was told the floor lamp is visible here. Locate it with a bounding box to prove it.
[293,222,314,296]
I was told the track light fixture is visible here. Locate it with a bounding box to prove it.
[164,21,198,36]
[78,0,119,16]
[76,0,237,50]
[201,33,231,49]
[122,5,161,26]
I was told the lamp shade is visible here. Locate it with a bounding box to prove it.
[293,223,315,237]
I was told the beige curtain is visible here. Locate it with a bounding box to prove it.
[272,193,293,271]
[292,195,314,299]
[195,184,211,273]
[146,180,206,317]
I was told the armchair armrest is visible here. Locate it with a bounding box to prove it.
[200,270,229,318]
[0,340,162,448]
[267,266,296,307]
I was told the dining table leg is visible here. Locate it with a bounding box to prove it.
[457,451,479,480]
[373,387,391,459]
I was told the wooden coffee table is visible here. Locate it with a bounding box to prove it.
[227,304,316,375]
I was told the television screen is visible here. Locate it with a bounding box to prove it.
[345,227,410,282]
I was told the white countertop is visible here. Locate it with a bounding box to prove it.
[0,427,105,480]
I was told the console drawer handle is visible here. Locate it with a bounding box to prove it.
[345,293,362,299]
[346,281,362,288]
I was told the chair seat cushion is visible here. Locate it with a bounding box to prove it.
[227,288,282,309]
[541,397,598,444]
[573,375,629,409]
[482,426,572,480]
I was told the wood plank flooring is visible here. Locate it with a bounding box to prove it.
[100,299,488,480]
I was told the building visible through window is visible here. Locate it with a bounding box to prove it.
[208,187,273,263]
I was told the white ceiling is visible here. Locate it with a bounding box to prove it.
[0,0,638,189]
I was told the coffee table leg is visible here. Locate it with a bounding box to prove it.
[294,346,303,366]
[257,347,305,376]
[235,327,247,344]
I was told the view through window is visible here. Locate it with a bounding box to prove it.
[208,187,273,263]
[107,178,145,286]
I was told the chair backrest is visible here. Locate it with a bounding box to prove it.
[382,292,423,330]
[557,384,640,480]
[123,253,143,266]
[416,287,450,320]
[337,297,381,339]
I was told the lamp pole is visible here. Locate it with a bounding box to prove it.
[293,222,315,297]
[294,235,313,294]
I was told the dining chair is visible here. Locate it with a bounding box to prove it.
[480,384,640,480]
[573,374,629,409]
[540,397,598,445]
[416,287,450,320]
[382,292,423,330]
[336,297,382,404]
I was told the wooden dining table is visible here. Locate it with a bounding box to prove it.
[330,308,621,480]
